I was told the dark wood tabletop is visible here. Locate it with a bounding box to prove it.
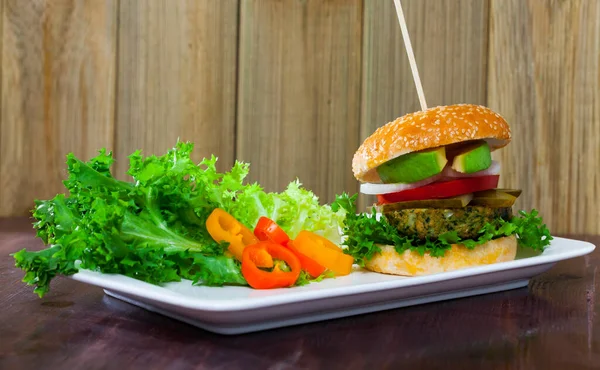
[1,217,599,370]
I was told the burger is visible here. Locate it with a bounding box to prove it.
[334,104,552,276]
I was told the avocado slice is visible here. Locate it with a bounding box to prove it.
[451,140,492,173]
[376,147,447,184]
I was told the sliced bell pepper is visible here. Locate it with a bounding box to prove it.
[291,231,354,276]
[288,241,327,278]
[242,241,301,289]
[254,216,290,246]
[206,208,272,267]
[253,217,326,278]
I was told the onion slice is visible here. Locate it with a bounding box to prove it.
[360,173,444,195]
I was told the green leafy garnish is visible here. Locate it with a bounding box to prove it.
[229,180,346,244]
[332,193,553,267]
[12,142,343,297]
[294,270,336,286]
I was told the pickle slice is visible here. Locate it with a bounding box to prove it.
[380,193,473,212]
[470,190,517,207]
[377,188,522,211]
[492,188,522,198]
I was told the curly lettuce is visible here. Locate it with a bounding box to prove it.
[332,193,553,267]
[12,142,344,297]
[227,180,346,244]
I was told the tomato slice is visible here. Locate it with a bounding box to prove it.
[377,175,500,204]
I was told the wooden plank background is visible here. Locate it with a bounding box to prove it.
[488,0,600,234]
[237,0,362,202]
[0,0,598,235]
[1,0,117,215]
[115,0,238,177]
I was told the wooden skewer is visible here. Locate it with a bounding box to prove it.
[393,0,428,111]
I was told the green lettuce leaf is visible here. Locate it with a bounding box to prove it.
[12,142,343,297]
[227,180,347,244]
[332,193,553,267]
[294,270,336,287]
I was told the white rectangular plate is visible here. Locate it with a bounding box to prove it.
[71,236,595,335]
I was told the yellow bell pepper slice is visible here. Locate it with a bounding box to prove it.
[290,231,353,276]
[205,208,272,267]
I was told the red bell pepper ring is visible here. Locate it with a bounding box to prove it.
[253,217,327,278]
[254,216,291,246]
[242,241,301,289]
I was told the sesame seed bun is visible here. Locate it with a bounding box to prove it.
[352,104,512,183]
[364,235,517,276]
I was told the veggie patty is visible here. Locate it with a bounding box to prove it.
[384,206,513,241]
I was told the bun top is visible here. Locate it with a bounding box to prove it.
[352,104,511,183]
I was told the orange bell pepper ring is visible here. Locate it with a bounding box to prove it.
[205,208,272,267]
[287,241,326,278]
[290,231,354,276]
[242,241,301,289]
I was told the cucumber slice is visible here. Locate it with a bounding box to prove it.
[376,147,447,184]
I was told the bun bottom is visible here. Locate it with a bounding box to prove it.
[364,235,517,276]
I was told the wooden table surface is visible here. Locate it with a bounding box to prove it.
[1,217,599,370]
